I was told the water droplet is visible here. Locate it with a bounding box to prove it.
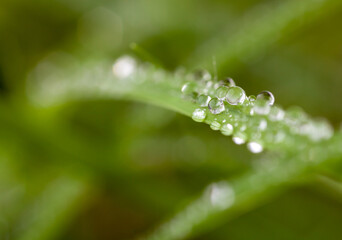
[219,77,236,87]
[247,142,263,154]
[256,91,275,106]
[248,95,256,102]
[226,86,246,105]
[208,182,235,210]
[253,98,271,115]
[215,86,229,100]
[181,82,196,94]
[285,107,308,127]
[269,106,285,121]
[112,56,136,78]
[259,119,268,131]
[191,69,211,81]
[197,94,211,107]
[192,108,206,122]
[232,133,247,145]
[221,123,234,136]
[210,120,221,130]
[181,82,198,101]
[208,98,225,114]
[306,118,334,141]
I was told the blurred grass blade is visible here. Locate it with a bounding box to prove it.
[14,177,89,240]
[190,0,342,71]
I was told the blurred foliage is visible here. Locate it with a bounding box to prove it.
[1,0,342,239]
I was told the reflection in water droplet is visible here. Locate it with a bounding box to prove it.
[192,108,206,122]
[247,142,263,154]
[112,56,136,78]
[257,91,275,106]
[208,182,235,210]
[215,86,229,100]
[208,98,225,114]
[226,86,246,105]
[221,123,234,136]
[210,120,221,130]
[197,94,211,107]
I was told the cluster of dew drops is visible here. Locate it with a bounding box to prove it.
[181,70,334,154]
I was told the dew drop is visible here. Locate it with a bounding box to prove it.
[197,94,211,107]
[112,56,136,78]
[208,182,235,210]
[218,77,236,87]
[181,82,196,94]
[191,69,211,81]
[221,123,234,136]
[248,95,256,102]
[210,120,221,131]
[215,86,229,100]
[256,91,275,106]
[253,98,271,115]
[247,142,263,154]
[269,106,285,121]
[226,86,246,105]
[208,98,225,114]
[192,108,206,122]
[232,133,247,145]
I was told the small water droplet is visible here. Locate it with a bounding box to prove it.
[210,120,221,130]
[219,77,236,87]
[112,56,136,78]
[257,91,275,106]
[181,82,196,94]
[192,108,206,122]
[248,95,256,102]
[232,133,247,145]
[259,119,268,131]
[208,182,235,210]
[215,86,229,100]
[226,86,246,105]
[221,123,234,136]
[191,69,211,81]
[247,142,263,154]
[269,106,285,121]
[208,98,225,114]
[197,94,211,107]
[181,82,198,101]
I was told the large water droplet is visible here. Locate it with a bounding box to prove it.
[226,86,246,105]
[208,98,225,114]
[257,91,275,106]
[221,123,234,136]
[215,86,229,100]
[197,94,211,107]
[247,142,263,154]
[192,108,206,122]
[210,120,221,130]
[112,56,136,78]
